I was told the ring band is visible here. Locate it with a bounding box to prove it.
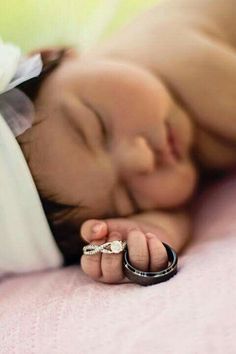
[123,242,178,286]
[83,240,127,255]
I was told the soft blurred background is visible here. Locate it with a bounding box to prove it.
[0,0,158,53]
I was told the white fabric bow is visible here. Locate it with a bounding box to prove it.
[0,38,43,94]
[0,38,43,137]
[0,38,63,276]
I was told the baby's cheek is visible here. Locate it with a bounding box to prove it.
[130,160,198,209]
[173,162,199,204]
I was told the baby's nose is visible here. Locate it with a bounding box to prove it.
[113,136,156,178]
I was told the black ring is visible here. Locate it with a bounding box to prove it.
[123,242,178,286]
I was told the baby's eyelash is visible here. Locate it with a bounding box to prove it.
[94,109,107,142]
[83,101,107,143]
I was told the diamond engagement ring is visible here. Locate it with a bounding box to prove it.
[83,240,127,255]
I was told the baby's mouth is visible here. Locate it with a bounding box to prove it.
[163,122,181,162]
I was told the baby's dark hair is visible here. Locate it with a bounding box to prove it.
[18,48,86,265]
[41,198,86,265]
[18,48,66,101]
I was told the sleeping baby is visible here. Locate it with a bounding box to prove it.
[1,0,236,283]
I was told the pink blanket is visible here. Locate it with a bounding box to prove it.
[0,173,236,354]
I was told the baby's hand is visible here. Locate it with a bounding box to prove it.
[80,218,168,284]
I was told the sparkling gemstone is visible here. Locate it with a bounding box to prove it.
[110,241,123,253]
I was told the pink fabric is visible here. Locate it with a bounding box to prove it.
[0,173,236,354]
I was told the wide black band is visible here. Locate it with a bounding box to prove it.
[123,242,178,286]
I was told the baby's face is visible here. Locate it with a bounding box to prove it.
[19,50,198,223]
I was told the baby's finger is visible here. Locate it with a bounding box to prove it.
[80,220,108,280]
[146,233,168,271]
[80,219,108,243]
[127,230,149,271]
[100,231,125,283]
[80,245,102,280]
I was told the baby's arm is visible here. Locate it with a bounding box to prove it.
[80,209,191,284]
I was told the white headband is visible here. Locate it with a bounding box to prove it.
[0,38,43,137]
[0,38,63,276]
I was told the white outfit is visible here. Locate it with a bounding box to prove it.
[0,38,63,276]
